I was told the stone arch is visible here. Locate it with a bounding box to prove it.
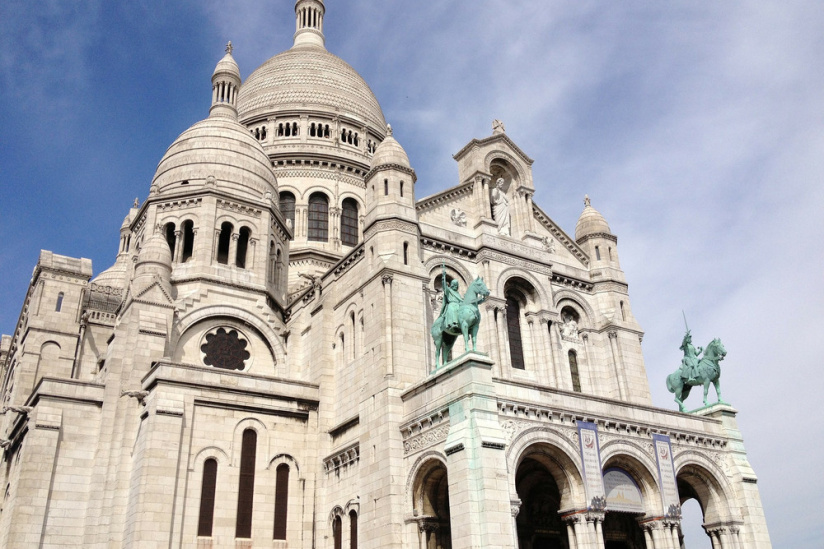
[496,268,551,310]
[344,498,360,515]
[600,442,661,516]
[485,150,527,184]
[299,185,332,203]
[267,453,302,477]
[424,256,474,289]
[173,305,284,367]
[231,417,268,467]
[673,451,738,524]
[328,504,345,525]
[506,426,586,509]
[190,445,230,469]
[553,290,595,326]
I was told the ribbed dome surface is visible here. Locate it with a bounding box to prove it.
[152,116,277,200]
[575,199,612,241]
[213,52,240,79]
[237,45,386,129]
[371,135,410,168]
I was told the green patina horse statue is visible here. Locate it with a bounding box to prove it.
[431,276,490,368]
[666,338,728,412]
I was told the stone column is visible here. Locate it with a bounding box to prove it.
[382,274,394,377]
[648,520,667,549]
[485,305,501,377]
[562,514,583,549]
[497,307,512,375]
[229,233,239,265]
[550,322,567,390]
[510,499,521,549]
[173,230,182,263]
[539,317,556,386]
[248,238,257,269]
[607,331,625,400]
[641,523,654,549]
[581,333,594,394]
[587,511,606,549]
[213,229,221,262]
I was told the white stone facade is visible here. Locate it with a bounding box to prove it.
[0,2,770,548]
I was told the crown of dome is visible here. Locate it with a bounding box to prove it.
[575,195,612,241]
[237,45,386,130]
[371,127,410,168]
[92,253,130,289]
[151,116,277,200]
[213,50,240,80]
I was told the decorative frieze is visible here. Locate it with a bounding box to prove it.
[323,443,360,474]
[420,237,477,260]
[156,197,202,212]
[216,199,262,218]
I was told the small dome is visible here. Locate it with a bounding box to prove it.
[213,48,240,81]
[91,253,130,289]
[136,233,173,270]
[370,126,410,169]
[575,195,611,241]
[151,116,277,201]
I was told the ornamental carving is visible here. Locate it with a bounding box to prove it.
[200,327,250,370]
[403,425,450,455]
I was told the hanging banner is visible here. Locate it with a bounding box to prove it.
[652,433,681,516]
[577,421,606,509]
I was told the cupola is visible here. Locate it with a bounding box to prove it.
[210,41,241,119]
[364,124,418,230]
[293,0,325,48]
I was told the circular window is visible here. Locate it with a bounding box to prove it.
[200,327,251,371]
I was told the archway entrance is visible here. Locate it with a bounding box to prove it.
[412,460,451,549]
[515,457,568,549]
[602,512,645,549]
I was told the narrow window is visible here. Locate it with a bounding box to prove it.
[620,301,625,320]
[285,123,291,137]
[261,126,267,140]
[569,350,581,392]
[400,181,404,197]
[198,459,218,537]
[595,245,601,260]
[255,128,260,139]
[236,227,251,268]
[273,464,289,540]
[292,122,298,136]
[308,193,329,242]
[609,247,613,261]
[349,510,358,549]
[165,222,176,255]
[310,123,316,137]
[279,191,296,228]
[55,292,64,312]
[217,222,233,264]
[350,312,356,360]
[340,198,359,246]
[181,220,195,262]
[235,429,257,538]
[354,132,359,146]
[384,179,388,196]
[403,242,409,265]
[278,123,284,136]
[506,295,525,370]
[333,515,342,549]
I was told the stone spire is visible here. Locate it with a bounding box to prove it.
[210,42,241,119]
[293,0,325,48]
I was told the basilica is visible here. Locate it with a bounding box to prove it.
[0,1,771,548]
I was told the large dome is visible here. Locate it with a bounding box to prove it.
[237,44,386,130]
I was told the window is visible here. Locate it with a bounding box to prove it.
[400,181,404,197]
[181,220,195,262]
[403,242,408,265]
[595,245,601,260]
[217,222,233,264]
[273,464,289,540]
[235,429,257,538]
[333,515,342,549]
[506,295,525,370]
[349,510,358,549]
[55,292,64,312]
[341,198,359,246]
[569,350,581,392]
[236,227,251,268]
[384,179,389,196]
[165,222,176,255]
[620,301,625,320]
[198,459,218,537]
[279,192,296,228]
[308,193,329,242]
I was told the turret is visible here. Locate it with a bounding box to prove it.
[575,195,620,271]
[209,41,241,119]
[293,0,325,48]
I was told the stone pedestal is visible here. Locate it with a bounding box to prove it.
[441,353,514,548]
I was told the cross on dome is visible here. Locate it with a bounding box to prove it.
[226,41,233,55]
[584,194,591,207]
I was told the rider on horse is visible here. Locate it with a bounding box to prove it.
[679,330,703,384]
[438,266,463,333]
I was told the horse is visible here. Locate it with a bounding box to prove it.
[430,276,490,368]
[666,338,727,412]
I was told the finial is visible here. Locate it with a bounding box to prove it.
[584,195,591,207]
[133,197,139,208]
[492,119,506,134]
[225,41,233,55]
[386,123,393,136]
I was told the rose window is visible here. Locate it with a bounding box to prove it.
[201,328,250,370]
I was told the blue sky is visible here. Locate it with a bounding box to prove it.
[1,1,822,547]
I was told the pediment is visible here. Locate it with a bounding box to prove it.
[453,133,534,166]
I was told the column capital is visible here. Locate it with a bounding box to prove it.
[608,330,618,339]
[381,274,393,286]
[510,498,522,518]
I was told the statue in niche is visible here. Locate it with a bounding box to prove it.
[561,313,579,339]
[541,236,556,254]
[491,178,511,236]
[450,208,467,227]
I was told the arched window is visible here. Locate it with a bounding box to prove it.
[55,292,64,312]
[261,126,267,140]
[308,193,329,242]
[350,312,357,360]
[310,122,316,137]
[349,510,358,549]
[197,459,218,537]
[236,227,251,268]
[400,181,404,197]
[235,429,257,538]
[569,350,581,392]
[217,222,233,264]
[279,192,296,228]
[181,220,195,262]
[292,122,298,136]
[340,198,359,246]
[620,301,625,320]
[165,222,176,255]
[506,294,525,370]
[403,242,409,265]
[384,179,388,196]
[595,245,601,260]
[273,464,289,540]
[333,515,342,549]
[278,123,284,137]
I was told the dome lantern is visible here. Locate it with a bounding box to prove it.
[293,0,325,49]
[210,42,241,120]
